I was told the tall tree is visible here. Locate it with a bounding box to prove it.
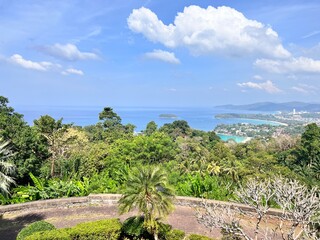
[34,115,71,177]
[95,107,134,142]
[145,121,158,136]
[299,123,320,167]
[160,120,191,139]
[0,96,48,182]
[99,107,122,128]
[118,166,175,240]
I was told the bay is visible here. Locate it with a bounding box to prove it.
[15,106,280,132]
[217,134,249,143]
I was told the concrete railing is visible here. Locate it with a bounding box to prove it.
[0,194,282,216]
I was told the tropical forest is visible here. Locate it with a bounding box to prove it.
[1,96,319,240]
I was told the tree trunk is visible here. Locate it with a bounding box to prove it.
[51,157,55,177]
[154,232,158,240]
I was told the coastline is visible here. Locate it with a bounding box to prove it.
[217,133,252,143]
[231,117,288,126]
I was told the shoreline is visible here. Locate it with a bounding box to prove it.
[217,133,252,143]
[228,117,289,126]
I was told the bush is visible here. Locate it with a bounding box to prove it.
[122,216,174,240]
[68,219,122,240]
[17,221,56,240]
[25,229,70,240]
[165,229,185,240]
[122,216,152,239]
[187,234,215,240]
[221,229,242,240]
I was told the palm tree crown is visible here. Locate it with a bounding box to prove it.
[118,166,175,239]
[119,166,174,217]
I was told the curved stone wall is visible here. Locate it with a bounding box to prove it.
[0,194,282,216]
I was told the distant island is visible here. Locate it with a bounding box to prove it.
[216,101,320,112]
[159,114,178,119]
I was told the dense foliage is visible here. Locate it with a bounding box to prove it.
[22,218,212,240]
[17,221,56,240]
[0,95,319,206]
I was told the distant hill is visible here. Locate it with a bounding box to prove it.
[216,102,320,112]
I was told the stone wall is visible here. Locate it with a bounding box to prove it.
[0,194,282,216]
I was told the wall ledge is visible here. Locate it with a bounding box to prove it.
[0,194,282,217]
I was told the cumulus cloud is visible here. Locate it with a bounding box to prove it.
[128,6,290,58]
[9,54,59,71]
[61,68,84,76]
[39,43,99,61]
[144,49,180,64]
[255,57,320,73]
[237,80,281,94]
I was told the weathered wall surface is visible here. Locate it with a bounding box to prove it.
[0,194,282,216]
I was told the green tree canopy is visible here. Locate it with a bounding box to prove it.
[145,121,158,136]
[99,107,122,128]
[160,120,191,139]
[0,96,49,183]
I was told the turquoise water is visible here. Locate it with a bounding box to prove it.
[15,106,280,132]
[217,134,248,143]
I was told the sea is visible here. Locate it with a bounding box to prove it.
[15,106,280,143]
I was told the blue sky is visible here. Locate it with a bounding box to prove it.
[1,0,320,107]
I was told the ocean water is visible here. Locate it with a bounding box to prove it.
[217,134,248,143]
[15,106,280,132]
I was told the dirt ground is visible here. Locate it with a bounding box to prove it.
[0,204,220,240]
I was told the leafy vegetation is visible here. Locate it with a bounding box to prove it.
[118,166,175,240]
[25,229,71,240]
[25,219,122,240]
[0,95,319,213]
[20,218,215,240]
[17,221,56,240]
[0,140,16,195]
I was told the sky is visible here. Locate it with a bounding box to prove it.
[1,0,320,107]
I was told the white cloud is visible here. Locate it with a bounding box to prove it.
[291,86,308,93]
[40,43,99,61]
[237,80,282,94]
[9,54,58,71]
[253,75,263,80]
[302,30,320,39]
[144,49,180,64]
[168,88,177,92]
[73,27,103,43]
[255,57,320,73]
[62,68,84,76]
[128,6,290,58]
[291,84,317,94]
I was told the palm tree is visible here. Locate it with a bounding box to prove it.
[118,166,175,240]
[0,141,16,195]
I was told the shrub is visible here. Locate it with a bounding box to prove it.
[187,234,215,240]
[25,229,70,240]
[122,216,152,239]
[68,219,122,240]
[220,229,242,240]
[17,221,56,240]
[165,229,185,240]
[122,216,174,240]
